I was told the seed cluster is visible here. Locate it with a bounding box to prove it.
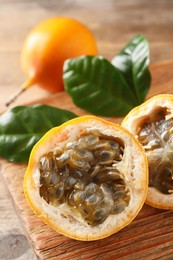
[137,108,173,194]
[39,134,130,225]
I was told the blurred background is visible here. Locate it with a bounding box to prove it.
[0,1,173,259]
[1,0,173,109]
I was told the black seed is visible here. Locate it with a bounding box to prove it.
[85,182,97,195]
[108,140,120,149]
[78,135,99,148]
[153,167,173,194]
[85,194,99,205]
[164,168,173,180]
[77,149,94,162]
[56,152,70,167]
[68,190,76,206]
[75,191,87,203]
[113,182,126,191]
[65,176,77,189]
[60,165,69,175]
[56,186,64,200]
[40,153,58,172]
[101,151,112,160]
[49,173,59,186]
[113,190,126,201]
[74,180,85,190]
[41,172,52,186]
[94,208,107,220]
[73,169,83,178]
[112,201,126,214]
[107,170,122,181]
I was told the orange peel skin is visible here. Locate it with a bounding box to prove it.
[122,94,173,210]
[21,17,98,93]
[6,17,98,107]
[24,116,148,241]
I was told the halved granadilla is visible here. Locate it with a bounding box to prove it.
[122,94,173,210]
[24,115,148,241]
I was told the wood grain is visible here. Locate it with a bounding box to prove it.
[0,168,37,260]
[1,0,173,259]
[1,61,173,259]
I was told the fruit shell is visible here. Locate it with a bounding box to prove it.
[122,94,173,210]
[24,115,148,241]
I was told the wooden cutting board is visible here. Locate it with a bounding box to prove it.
[1,60,173,259]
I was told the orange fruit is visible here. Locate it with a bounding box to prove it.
[122,94,173,210]
[24,115,148,241]
[21,17,97,92]
[6,17,97,106]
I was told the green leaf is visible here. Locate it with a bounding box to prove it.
[63,56,136,117]
[63,36,151,117]
[0,104,77,163]
[112,35,151,104]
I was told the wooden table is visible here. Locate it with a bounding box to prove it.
[1,1,173,259]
